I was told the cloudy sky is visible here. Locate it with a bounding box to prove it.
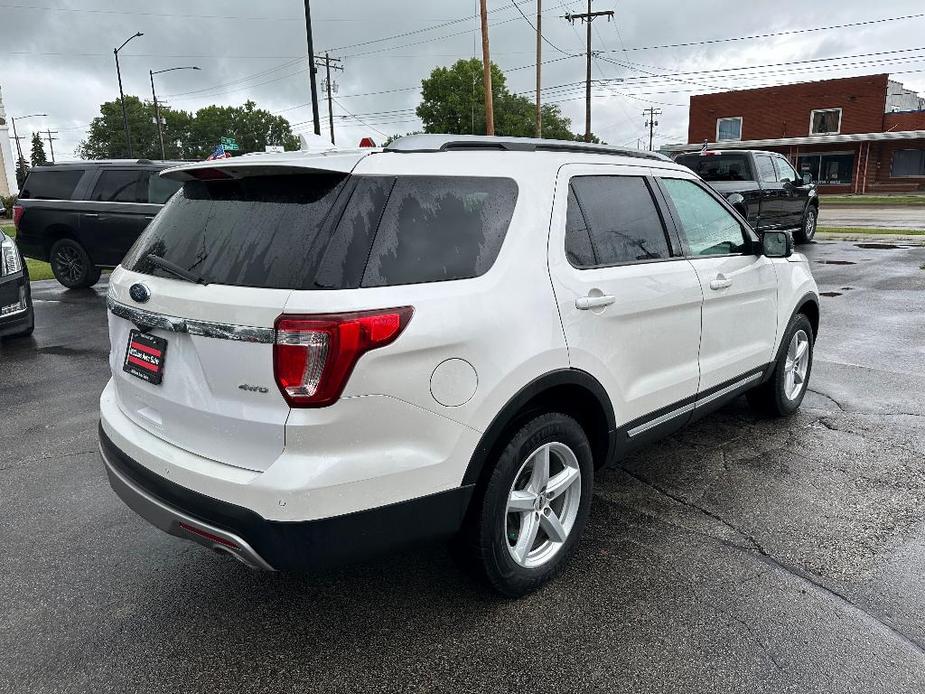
[2,0,924,160]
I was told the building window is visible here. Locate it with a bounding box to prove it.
[797,152,854,185]
[891,149,925,177]
[716,117,742,141]
[809,108,842,135]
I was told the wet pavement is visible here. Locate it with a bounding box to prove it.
[1,240,924,693]
[819,205,925,230]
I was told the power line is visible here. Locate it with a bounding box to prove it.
[510,0,573,56]
[610,12,925,53]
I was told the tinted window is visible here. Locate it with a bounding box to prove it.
[147,173,182,204]
[124,174,348,289]
[567,176,670,267]
[361,176,517,287]
[676,153,751,182]
[662,178,748,256]
[19,169,84,199]
[92,170,144,202]
[755,155,777,184]
[564,188,594,267]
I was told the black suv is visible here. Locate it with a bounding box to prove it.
[14,160,183,288]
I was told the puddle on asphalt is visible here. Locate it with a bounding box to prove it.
[820,291,843,297]
[817,260,856,265]
[854,243,906,250]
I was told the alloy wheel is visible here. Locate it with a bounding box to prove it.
[505,442,582,569]
[804,209,817,240]
[53,246,83,284]
[784,329,810,400]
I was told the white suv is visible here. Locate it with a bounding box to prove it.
[99,135,819,595]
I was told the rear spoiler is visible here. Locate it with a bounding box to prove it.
[160,152,372,181]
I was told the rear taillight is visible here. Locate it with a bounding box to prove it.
[12,205,24,229]
[273,307,413,407]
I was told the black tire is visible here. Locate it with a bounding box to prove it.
[794,205,817,244]
[50,239,101,289]
[747,313,814,417]
[459,412,594,597]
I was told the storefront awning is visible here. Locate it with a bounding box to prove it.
[664,129,925,152]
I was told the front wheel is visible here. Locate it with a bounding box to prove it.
[795,205,817,244]
[747,313,814,417]
[460,412,594,597]
[50,239,101,289]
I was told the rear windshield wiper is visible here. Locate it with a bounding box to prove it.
[145,254,210,286]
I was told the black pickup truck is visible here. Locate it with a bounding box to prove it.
[13,160,183,288]
[675,150,819,244]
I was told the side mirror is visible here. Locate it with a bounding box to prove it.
[802,172,814,185]
[761,230,793,258]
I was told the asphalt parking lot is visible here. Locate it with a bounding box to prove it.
[2,240,924,693]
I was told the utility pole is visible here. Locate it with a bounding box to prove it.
[479,0,494,136]
[114,32,143,158]
[10,113,45,170]
[43,129,58,164]
[643,107,661,151]
[535,0,542,137]
[565,2,613,142]
[314,53,343,145]
[303,0,322,136]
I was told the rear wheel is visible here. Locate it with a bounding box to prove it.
[460,412,594,597]
[747,313,814,417]
[50,239,101,289]
[795,205,817,244]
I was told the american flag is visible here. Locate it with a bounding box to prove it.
[206,144,231,161]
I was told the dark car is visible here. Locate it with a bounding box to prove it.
[0,230,34,339]
[13,160,183,288]
[675,150,819,243]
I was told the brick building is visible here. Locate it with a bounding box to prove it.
[666,74,925,194]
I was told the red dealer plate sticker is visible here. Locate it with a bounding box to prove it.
[123,330,168,385]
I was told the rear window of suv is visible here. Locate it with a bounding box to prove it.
[123,173,518,290]
[19,169,85,199]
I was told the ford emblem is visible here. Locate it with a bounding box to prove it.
[129,283,151,304]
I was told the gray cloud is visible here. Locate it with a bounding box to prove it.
[2,0,924,159]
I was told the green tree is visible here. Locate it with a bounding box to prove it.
[30,132,47,166]
[186,100,299,159]
[77,95,192,160]
[416,58,580,140]
[15,157,29,188]
[77,97,298,160]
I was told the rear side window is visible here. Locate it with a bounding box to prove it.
[361,176,517,287]
[19,169,85,199]
[92,170,145,202]
[566,176,671,267]
[755,155,777,184]
[147,174,183,204]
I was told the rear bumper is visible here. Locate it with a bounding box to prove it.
[0,271,33,339]
[99,425,474,571]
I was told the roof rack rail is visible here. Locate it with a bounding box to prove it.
[384,134,668,161]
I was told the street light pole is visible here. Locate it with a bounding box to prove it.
[10,113,46,172]
[114,32,144,158]
[149,66,200,160]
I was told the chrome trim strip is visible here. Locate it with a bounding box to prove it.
[107,298,275,344]
[627,372,764,438]
[628,403,695,438]
[100,442,275,571]
[694,372,763,409]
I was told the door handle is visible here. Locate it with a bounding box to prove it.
[575,294,616,310]
[83,213,99,218]
[709,274,732,291]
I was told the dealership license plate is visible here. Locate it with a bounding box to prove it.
[123,330,168,385]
